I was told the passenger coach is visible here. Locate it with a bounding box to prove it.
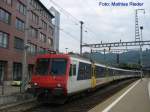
[29,53,140,102]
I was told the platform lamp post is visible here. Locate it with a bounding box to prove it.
[140,26,143,78]
[140,26,143,41]
[80,21,84,55]
[90,48,93,62]
[103,48,106,64]
[21,0,30,93]
[21,1,43,92]
[135,9,145,78]
[65,48,68,54]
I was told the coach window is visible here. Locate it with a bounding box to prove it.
[113,70,115,76]
[72,64,76,76]
[69,64,76,76]
[69,64,72,76]
[109,69,113,76]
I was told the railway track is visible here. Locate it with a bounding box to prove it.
[25,78,138,112]
[0,98,39,112]
[0,78,138,112]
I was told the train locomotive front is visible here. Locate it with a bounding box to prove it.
[30,54,70,101]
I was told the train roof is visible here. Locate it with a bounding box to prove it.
[36,53,140,72]
[69,54,91,61]
[69,54,140,72]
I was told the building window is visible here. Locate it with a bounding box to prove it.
[13,63,22,81]
[16,18,25,31]
[27,43,37,55]
[31,11,39,25]
[30,0,34,6]
[2,0,12,5]
[40,33,46,43]
[0,61,7,82]
[0,31,8,48]
[42,20,47,30]
[49,16,53,23]
[48,38,53,47]
[30,0,38,9]
[49,26,53,35]
[0,8,11,24]
[29,26,38,38]
[40,8,43,16]
[17,1,26,15]
[14,37,24,50]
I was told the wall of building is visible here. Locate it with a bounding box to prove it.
[0,0,57,84]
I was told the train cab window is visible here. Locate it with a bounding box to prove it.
[35,58,49,75]
[50,59,67,75]
[69,64,76,76]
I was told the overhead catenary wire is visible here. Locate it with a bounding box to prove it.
[55,24,80,42]
[77,0,100,41]
[49,0,99,43]
[49,0,80,25]
[49,0,82,41]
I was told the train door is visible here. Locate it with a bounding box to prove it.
[68,60,77,93]
[105,66,109,81]
[91,64,96,88]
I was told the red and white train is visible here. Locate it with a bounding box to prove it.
[29,53,140,102]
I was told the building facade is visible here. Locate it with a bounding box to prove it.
[50,7,60,52]
[0,0,56,84]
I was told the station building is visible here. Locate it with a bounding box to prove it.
[0,0,59,84]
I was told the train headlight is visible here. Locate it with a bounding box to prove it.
[34,83,38,86]
[57,83,61,87]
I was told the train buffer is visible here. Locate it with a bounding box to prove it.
[89,78,150,112]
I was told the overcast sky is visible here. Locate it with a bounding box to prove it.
[40,0,150,53]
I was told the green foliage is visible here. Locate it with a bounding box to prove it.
[118,63,141,70]
[83,49,150,68]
